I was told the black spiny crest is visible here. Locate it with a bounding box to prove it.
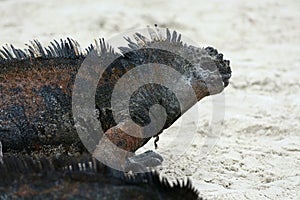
[0,155,201,199]
[0,38,83,63]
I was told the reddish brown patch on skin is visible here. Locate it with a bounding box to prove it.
[93,125,145,168]
[97,64,135,86]
[104,125,144,152]
[0,66,75,121]
[61,182,81,197]
[14,184,38,197]
[13,181,82,197]
[192,80,210,101]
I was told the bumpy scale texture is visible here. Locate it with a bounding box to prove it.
[0,26,231,199]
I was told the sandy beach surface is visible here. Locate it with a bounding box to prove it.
[0,0,299,199]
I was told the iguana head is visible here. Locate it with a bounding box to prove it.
[182,45,231,100]
[119,26,232,101]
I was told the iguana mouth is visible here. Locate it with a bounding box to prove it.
[222,73,231,87]
[219,60,231,88]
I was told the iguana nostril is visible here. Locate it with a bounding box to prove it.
[205,46,218,56]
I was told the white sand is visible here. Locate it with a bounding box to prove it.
[1,0,299,199]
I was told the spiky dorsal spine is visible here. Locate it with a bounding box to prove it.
[0,154,201,200]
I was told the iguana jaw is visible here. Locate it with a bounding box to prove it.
[203,46,232,94]
[188,46,231,99]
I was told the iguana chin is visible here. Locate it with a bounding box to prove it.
[0,26,231,171]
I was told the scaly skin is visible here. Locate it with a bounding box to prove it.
[0,154,201,200]
[0,27,231,167]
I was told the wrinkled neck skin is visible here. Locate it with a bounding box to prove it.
[179,80,211,114]
[179,78,225,114]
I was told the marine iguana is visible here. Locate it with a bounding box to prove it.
[0,154,201,200]
[0,26,231,170]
